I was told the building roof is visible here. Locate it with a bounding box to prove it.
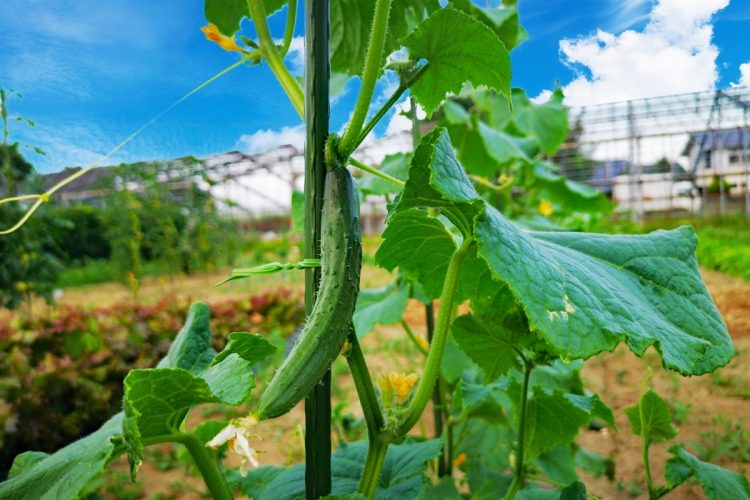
[682,128,750,156]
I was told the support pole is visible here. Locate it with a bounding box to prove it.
[304,0,331,497]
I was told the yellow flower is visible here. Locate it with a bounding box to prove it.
[201,24,244,53]
[538,199,554,217]
[207,415,260,477]
[452,452,467,468]
[380,372,420,406]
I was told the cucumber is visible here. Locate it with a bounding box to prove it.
[255,165,362,420]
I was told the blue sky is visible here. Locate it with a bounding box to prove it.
[1,0,749,173]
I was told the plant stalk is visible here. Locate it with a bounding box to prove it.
[359,437,389,498]
[397,237,473,436]
[280,0,298,56]
[337,0,393,156]
[348,157,404,188]
[644,439,655,499]
[351,65,429,153]
[303,0,332,497]
[401,319,427,355]
[641,440,659,500]
[247,0,304,117]
[176,434,233,500]
[345,327,386,436]
[504,359,533,500]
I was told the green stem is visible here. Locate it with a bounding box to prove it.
[439,375,450,476]
[504,357,532,500]
[359,437,389,498]
[346,328,392,498]
[527,474,568,488]
[348,157,405,188]
[337,0,393,156]
[280,0,298,56]
[247,0,304,118]
[401,319,427,355]
[175,434,233,500]
[351,65,429,153]
[638,382,656,499]
[397,237,473,436]
[345,327,386,435]
[643,438,655,498]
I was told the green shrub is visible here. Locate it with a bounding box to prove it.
[0,205,62,309]
[46,205,110,263]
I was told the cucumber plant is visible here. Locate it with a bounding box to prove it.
[1,1,748,500]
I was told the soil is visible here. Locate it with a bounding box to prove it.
[78,269,750,498]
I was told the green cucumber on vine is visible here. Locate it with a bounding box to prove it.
[255,164,363,420]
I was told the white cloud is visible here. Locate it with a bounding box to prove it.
[285,36,305,74]
[384,97,426,137]
[235,125,305,153]
[732,62,750,88]
[551,0,729,106]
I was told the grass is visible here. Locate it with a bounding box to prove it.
[599,215,750,282]
[57,259,170,288]
[54,234,390,290]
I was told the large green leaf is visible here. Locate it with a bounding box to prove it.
[330,0,375,78]
[450,0,527,50]
[204,0,286,36]
[421,476,461,499]
[211,331,277,367]
[529,161,611,214]
[511,88,567,154]
[523,392,589,462]
[354,280,409,336]
[394,129,734,375]
[358,153,411,196]
[451,313,522,380]
[244,439,443,499]
[534,446,578,486]
[665,445,750,500]
[376,208,456,300]
[575,448,615,480]
[403,7,511,114]
[330,0,437,79]
[0,414,123,500]
[124,354,254,474]
[157,302,216,374]
[624,389,677,444]
[457,118,533,177]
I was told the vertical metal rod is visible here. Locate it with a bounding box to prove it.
[304,0,331,497]
[744,113,750,217]
[718,102,725,217]
[627,102,639,224]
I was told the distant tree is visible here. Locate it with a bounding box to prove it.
[1,88,40,196]
[0,142,34,196]
[553,119,594,182]
[645,157,672,174]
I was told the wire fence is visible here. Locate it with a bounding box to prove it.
[557,87,750,222]
[41,88,750,233]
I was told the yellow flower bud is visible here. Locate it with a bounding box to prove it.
[201,23,244,53]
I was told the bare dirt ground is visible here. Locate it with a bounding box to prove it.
[80,268,750,498]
